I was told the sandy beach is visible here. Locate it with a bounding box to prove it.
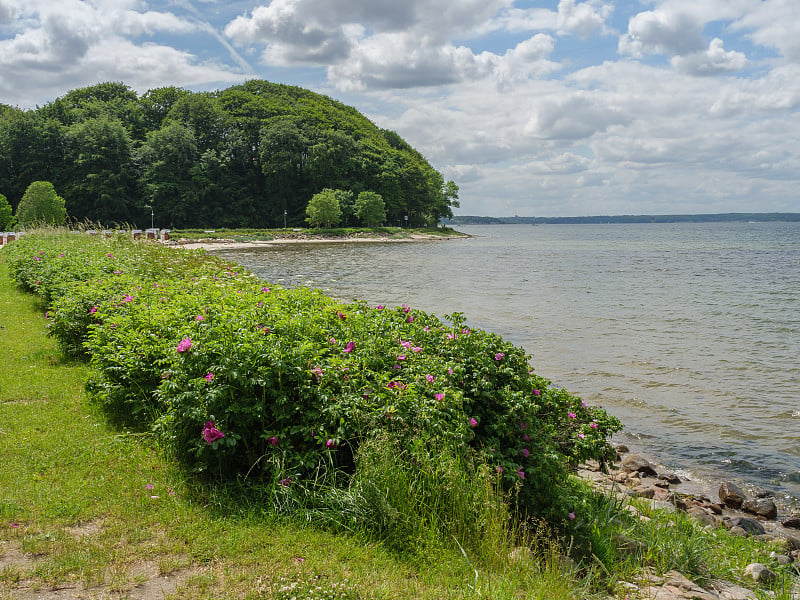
[172,230,468,251]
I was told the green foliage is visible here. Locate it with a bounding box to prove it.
[15,181,67,227]
[354,191,386,227]
[0,80,459,229]
[306,189,342,228]
[5,232,622,534]
[0,193,16,229]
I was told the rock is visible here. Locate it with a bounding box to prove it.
[650,570,719,600]
[634,485,657,499]
[769,551,791,566]
[719,482,747,508]
[781,515,800,529]
[741,497,777,520]
[622,453,659,476]
[743,563,776,585]
[724,517,766,536]
[712,579,760,600]
[659,472,682,484]
[615,443,630,454]
[782,534,800,550]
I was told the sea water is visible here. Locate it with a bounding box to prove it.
[214,222,800,505]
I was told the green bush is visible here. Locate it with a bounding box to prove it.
[5,231,622,527]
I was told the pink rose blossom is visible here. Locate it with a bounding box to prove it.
[204,372,214,382]
[176,337,192,353]
[469,417,478,427]
[202,421,224,444]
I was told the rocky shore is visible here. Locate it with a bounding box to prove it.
[578,446,800,599]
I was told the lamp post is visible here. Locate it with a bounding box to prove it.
[144,205,154,229]
[284,210,287,229]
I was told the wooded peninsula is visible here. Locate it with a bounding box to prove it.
[0,81,459,229]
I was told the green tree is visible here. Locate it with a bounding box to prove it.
[0,194,16,230]
[354,191,386,227]
[306,188,341,228]
[334,189,355,226]
[15,181,67,227]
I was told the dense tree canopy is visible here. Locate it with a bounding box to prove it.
[0,81,459,229]
[15,181,67,227]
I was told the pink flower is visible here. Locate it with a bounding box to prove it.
[590,422,599,429]
[195,315,205,321]
[344,341,355,353]
[34,256,41,261]
[412,346,422,353]
[407,315,414,323]
[400,340,412,349]
[568,512,576,521]
[402,304,411,313]
[202,421,225,444]
[517,469,525,479]
[469,417,478,427]
[311,366,323,380]
[176,337,192,353]
[146,483,154,490]
[397,353,406,361]
[578,433,586,439]
[262,327,270,334]
[435,393,445,401]
[581,400,589,408]
[268,436,280,447]
[376,305,384,310]
[325,438,337,449]
[522,434,530,442]
[496,466,504,474]
[122,295,133,303]
[330,337,336,344]
[278,477,292,487]
[425,374,434,383]
[568,412,576,419]
[522,448,530,458]
[337,311,346,320]
[447,368,454,375]
[495,353,505,361]
[261,287,271,293]
[90,306,98,315]
[532,389,540,396]
[204,372,214,382]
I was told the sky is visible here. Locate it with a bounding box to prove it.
[1,1,799,217]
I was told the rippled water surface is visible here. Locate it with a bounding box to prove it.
[214,223,800,503]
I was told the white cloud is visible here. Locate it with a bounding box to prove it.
[671,38,747,75]
[557,0,612,39]
[619,9,706,57]
[730,0,800,62]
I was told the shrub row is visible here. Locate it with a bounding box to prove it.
[4,231,621,523]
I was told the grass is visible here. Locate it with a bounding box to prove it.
[1,244,797,600]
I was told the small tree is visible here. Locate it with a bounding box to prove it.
[0,194,16,230]
[334,190,355,226]
[15,181,67,227]
[355,191,386,227]
[306,188,341,228]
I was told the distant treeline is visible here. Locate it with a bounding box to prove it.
[447,213,800,225]
[0,81,458,229]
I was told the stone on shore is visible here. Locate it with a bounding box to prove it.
[781,515,800,529]
[719,482,747,509]
[741,497,778,520]
[622,453,659,477]
[723,516,766,537]
[743,563,776,585]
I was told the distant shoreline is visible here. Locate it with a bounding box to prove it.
[447,212,800,225]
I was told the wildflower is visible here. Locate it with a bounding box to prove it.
[113,270,122,274]
[195,315,205,321]
[495,352,505,361]
[337,311,346,320]
[447,368,454,375]
[325,438,337,449]
[517,468,525,479]
[425,374,435,383]
[469,417,478,427]
[268,436,280,447]
[578,433,585,439]
[412,346,422,353]
[122,295,133,303]
[58,253,65,257]
[532,389,541,396]
[107,253,113,258]
[435,393,445,401]
[581,400,589,408]
[522,433,530,442]
[402,304,411,313]
[146,484,154,490]
[407,315,414,322]
[569,512,576,521]
[446,333,456,340]
[261,286,270,293]
[90,306,98,315]
[330,337,336,344]
[568,412,576,419]
[522,448,530,458]
[590,422,599,429]
[376,304,384,310]
[278,477,292,487]
[34,256,41,262]
[462,328,471,335]
[400,340,412,349]
[176,337,192,353]
[311,366,323,380]
[496,466,504,474]
[202,421,224,444]
[344,341,355,353]
[263,327,270,334]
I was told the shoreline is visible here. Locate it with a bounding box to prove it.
[171,231,469,251]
